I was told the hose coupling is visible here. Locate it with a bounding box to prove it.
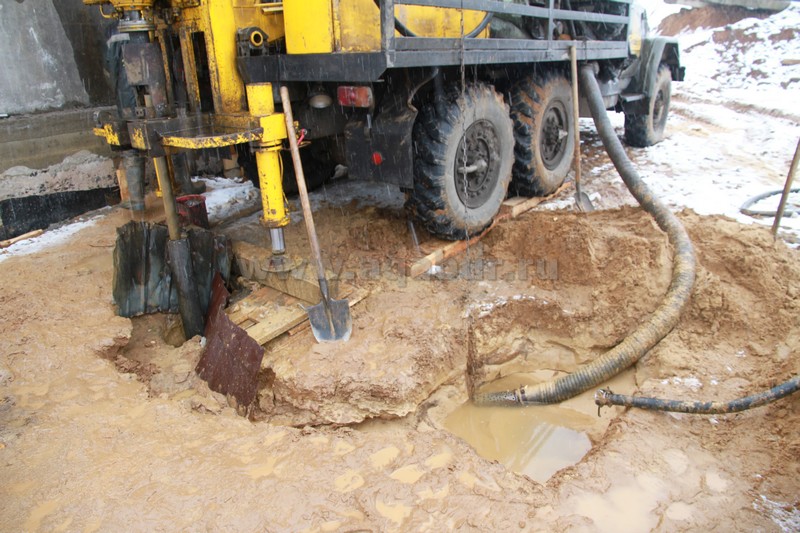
[594,388,614,416]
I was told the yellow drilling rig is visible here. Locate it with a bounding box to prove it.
[84,0,681,250]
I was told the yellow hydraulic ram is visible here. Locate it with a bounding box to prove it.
[246,82,291,262]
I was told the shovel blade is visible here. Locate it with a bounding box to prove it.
[306,298,352,342]
[575,191,595,213]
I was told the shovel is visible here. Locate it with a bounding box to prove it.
[570,46,595,213]
[280,86,352,342]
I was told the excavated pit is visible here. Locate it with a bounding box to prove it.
[97,202,800,491]
[421,207,676,481]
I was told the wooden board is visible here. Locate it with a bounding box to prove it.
[498,183,569,218]
[225,281,367,347]
[233,240,340,303]
[405,223,495,278]
[406,183,571,278]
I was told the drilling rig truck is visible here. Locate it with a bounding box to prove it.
[85,0,682,262]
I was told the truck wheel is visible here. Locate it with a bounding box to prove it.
[509,72,575,197]
[625,64,671,148]
[409,83,513,240]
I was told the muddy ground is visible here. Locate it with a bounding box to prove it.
[2,11,800,529]
[2,157,799,530]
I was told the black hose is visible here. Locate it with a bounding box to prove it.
[473,64,697,406]
[740,188,799,217]
[372,0,494,39]
[595,374,800,414]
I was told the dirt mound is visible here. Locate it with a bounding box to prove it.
[658,5,772,36]
[258,282,467,425]
[468,208,799,400]
[469,208,672,383]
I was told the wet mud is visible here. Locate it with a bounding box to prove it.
[1,188,799,530]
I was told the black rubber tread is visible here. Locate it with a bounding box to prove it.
[509,70,575,197]
[624,64,672,148]
[407,83,514,241]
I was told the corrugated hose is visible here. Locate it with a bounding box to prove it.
[473,64,697,406]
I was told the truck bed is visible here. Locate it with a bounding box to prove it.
[239,0,633,83]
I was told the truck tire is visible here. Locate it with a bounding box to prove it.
[509,72,575,197]
[625,64,671,148]
[408,83,514,240]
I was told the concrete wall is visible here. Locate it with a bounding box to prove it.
[52,0,114,106]
[0,1,114,171]
[0,0,92,115]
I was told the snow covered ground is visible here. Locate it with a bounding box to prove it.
[194,176,259,224]
[580,1,800,243]
[648,1,800,117]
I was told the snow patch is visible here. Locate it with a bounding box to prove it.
[0,213,104,263]
[674,3,800,117]
[753,495,800,532]
[196,176,259,224]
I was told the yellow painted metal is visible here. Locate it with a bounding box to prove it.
[161,128,264,149]
[246,82,289,228]
[231,0,286,44]
[202,0,246,114]
[178,27,202,112]
[173,0,286,116]
[214,113,261,130]
[284,0,334,54]
[153,156,181,241]
[628,6,645,57]
[259,114,288,141]
[255,149,289,227]
[93,125,121,146]
[246,83,276,116]
[131,127,147,151]
[82,0,153,7]
[332,0,488,52]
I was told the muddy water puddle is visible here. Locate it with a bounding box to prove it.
[445,375,592,483]
[445,371,634,483]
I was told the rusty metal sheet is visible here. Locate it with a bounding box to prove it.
[196,274,264,407]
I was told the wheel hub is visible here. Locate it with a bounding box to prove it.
[540,102,569,171]
[455,120,501,209]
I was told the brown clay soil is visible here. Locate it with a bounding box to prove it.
[1,171,799,530]
[657,5,772,37]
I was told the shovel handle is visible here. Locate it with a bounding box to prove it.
[570,46,582,192]
[280,86,327,282]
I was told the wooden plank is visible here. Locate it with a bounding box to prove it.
[245,284,367,345]
[233,240,340,303]
[0,229,43,248]
[226,286,275,325]
[226,279,364,346]
[406,223,496,278]
[286,286,371,337]
[243,305,308,346]
[406,183,571,278]
[498,182,570,219]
